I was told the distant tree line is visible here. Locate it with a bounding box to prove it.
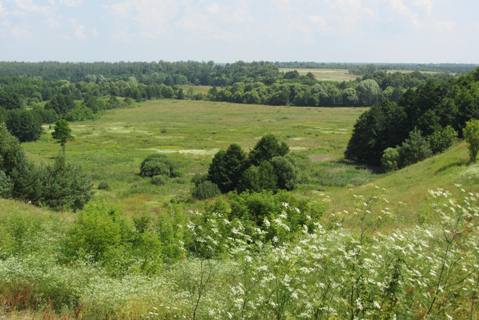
[0,61,460,144]
[273,62,479,74]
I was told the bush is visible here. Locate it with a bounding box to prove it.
[65,103,96,121]
[206,135,297,194]
[39,155,93,211]
[381,147,400,172]
[32,106,58,124]
[208,144,247,193]
[398,129,432,167]
[140,154,179,178]
[5,109,43,142]
[271,156,297,190]
[61,203,163,276]
[428,126,457,154]
[192,180,221,200]
[257,161,278,191]
[0,170,13,198]
[239,165,262,192]
[151,175,168,186]
[98,181,110,190]
[249,134,289,165]
[464,119,479,163]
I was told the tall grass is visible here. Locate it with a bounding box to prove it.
[1,187,478,319]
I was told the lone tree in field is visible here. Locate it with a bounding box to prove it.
[464,119,479,163]
[52,119,73,153]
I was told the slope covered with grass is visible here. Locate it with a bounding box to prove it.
[327,142,479,228]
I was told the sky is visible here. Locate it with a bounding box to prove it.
[0,0,477,63]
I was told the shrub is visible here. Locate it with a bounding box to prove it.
[248,134,289,165]
[39,155,93,211]
[381,147,400,172]
[398,129,432,167]
[151,175,168,186]
[271,156,297,190]
[257,161,278,191]
[61,203,162,276]
[464,119,479,163]
[5,109,43,142]
[140,154,179,178]
[65,103,96,121]
[32,106,58,124]
[0,170,13,198]
[98,181,110,190]
[239,165,262,192]
[192,180,221,200]
[428,126,457,154]
[208,144,247,193]
[0,123,28,176]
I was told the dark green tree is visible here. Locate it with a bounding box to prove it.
[271,156,297,190]
[5,109,42,142]
[249,134,289,166]
[208,144,247,192]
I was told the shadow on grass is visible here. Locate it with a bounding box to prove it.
[435,159,468,174]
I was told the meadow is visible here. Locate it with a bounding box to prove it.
[2,98,479,319]
[23,99,369,214]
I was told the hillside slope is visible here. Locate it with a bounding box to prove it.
[327,142,479,227]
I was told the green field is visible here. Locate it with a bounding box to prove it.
[22,99,368,214]
[14,98,478,227]
[279,67,358,81]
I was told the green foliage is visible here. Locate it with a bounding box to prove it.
[398,129,432,167]
[52,119,73,149]
[39,155,93,211]
[239,165,262,192]
[208,144,247,193]
[192,180,221,200]
[270,156,297,190]
[97,181,110,190]
[249,134,289,165]
[464,119,479,163]
[65,103,96,121]
[188,191,324,258]
[347,68,479,167]
[381,147,400,172]
[0,124,27,176]
[207,136,297,194]
[257,161,278,191]
[0,170,12,198]
[357,79,381,105]
[140,154,179,178]
[46,94,75,115]
[5,109,43,142]
[428,125,457,154]
[151,175,168,186]
[346,101,407,166]
[61,203,162,276]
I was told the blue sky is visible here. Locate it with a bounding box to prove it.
[0,0,477,63]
